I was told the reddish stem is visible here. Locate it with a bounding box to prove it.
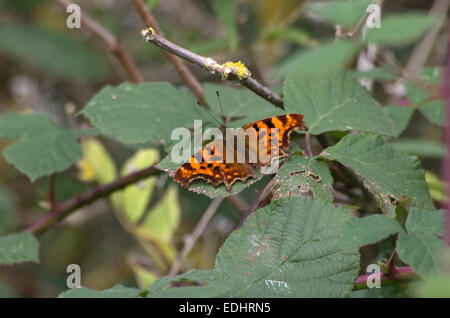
[353,266,418,290]
[26,165,161,235]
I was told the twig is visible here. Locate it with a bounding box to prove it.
[404,0,450,78]
[443,26,450,246]
[353,266,418,290]
[26,164,162,235]
[48,174,57,211]
[168,197,224,276]
[55,0,143,83]
[140,27,284,108]
[227,196,249,214]
[131,0,206,105]
[236,178,275,229]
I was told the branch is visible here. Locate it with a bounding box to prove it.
[26,165,162,235]
[353,266,418,290]
[236,177,275,229]
[404,0,450,77]
[55,0,143,83]
[168,197,224,276]
[140,27,284,108]
[131,0,206,105]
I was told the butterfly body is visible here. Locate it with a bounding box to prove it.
[174,113,305,192]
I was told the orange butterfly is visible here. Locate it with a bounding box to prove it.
[174,114,306,192]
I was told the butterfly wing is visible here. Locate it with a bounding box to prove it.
[173,114,305,191]
[173,139,256,192]
[242,113,305,167]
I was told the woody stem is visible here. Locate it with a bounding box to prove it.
[140,28,283,108]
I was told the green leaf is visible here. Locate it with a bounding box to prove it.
[59,284,140,298]
[0,112,55,139]
[149,270,224,295]
[419,100,444,126]
[272,154,334,202]
[384,106,414,137]
[340,214,402,249]
[130,262,158,290]
[352,68,396,80]
[213,0,238,49]
[0,232,39,265]
[82,82,207,145]
[149,197,360,297]
[0,185,15,234]
[149,270,229,298]
[322,134,434,210]
[138,185,180,242]
[0,23,110,81]
[79,138,117,185]
[396,208,446,279]
[204,83,283,128]
[284,71,396,136]
[412,274,450,297]
[405,208,445,237]
[120,149,159,223]
[390,139,445,159]
[145,0,164,10]
[396,231,443,278]
[274,41,358,79]
[306,0,372,29]
[3,128,82,182]
[405,67,443,126]
[262,26,317,46]
[425,172,446,203]
[366,13,437,46]
[0,112,90,181]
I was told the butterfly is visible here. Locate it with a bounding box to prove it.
[173,113,306,192]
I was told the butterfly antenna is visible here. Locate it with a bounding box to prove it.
[196,101,222,127]
[216,90,227,127]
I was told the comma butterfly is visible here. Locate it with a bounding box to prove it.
[174,113,306,192]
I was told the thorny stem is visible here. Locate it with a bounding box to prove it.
[168,197,224,276]
[140,28,284,108]
[55,0,143,83]
[26,165,161,235]
[353,266,418,290]
[236,178,275,229]
[386,249,398,275]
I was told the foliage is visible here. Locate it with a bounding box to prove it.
[0,0,447,299]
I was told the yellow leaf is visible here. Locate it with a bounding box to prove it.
[79,139,116,185]
[138,185,180,242]
[120,149,160,223]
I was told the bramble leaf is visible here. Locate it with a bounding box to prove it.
[284,71,396,136]
[322,134,434,211]
[59,284,140,298]
[272,154,334,202]
[0,232,39,265]
[366,13,437,46]
[340,214,403,249]
[148,197,360,297]
[82,82,208,145]
[0,112,87,181]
